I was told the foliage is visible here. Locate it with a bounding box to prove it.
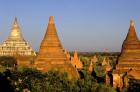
[96,84,116,92]
[0,67,117,92]
[94,64,106,78]
[0,56,17,67]
[0,52,119,92]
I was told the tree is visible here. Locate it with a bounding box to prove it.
[0,56,17,67]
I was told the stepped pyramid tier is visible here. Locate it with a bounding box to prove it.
[116,20,140,71]
[0,17,36,57]
[71,51,83,69]
[35,16,79,79]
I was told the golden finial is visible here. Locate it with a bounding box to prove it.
[130,19,134,26]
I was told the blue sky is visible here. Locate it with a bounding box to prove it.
[0,0,140,52]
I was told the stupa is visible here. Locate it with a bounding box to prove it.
[71,51,83,69]
[0,17,36,66]
[35,16,79,79]
[113,20,140,89]
[116,20,140,72]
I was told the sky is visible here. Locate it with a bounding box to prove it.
[0,0,140,52]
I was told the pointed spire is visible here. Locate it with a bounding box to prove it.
[64,49,71,60]
[74,50,78,60]
[8,17,23,40]
[71,50,83,69]
[14,17,18,24]
[125,20,139,41]
[40,16,62,49]
[38,16,65,59]
[49,16,54,24]
[12,17,20,29]
[130,19,134,26]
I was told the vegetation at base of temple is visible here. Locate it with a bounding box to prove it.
[0,56,17,67]
[0,52,139,92]
[0,53,118,92]
[0,68,116,92]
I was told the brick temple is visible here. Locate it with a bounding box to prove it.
[35,16,79,79]
[113,20,140,89]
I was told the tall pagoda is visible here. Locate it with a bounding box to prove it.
[35,16,79,79]
[0,18,36,66]
[116,20,140,72]
[113,20,140,89]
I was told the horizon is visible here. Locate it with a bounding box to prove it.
[0,0,140,52]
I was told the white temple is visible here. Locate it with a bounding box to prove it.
[0,17,36,56]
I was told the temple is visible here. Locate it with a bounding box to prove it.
[102,57,111,72]
[91,55,97,64]
[88,61,93,72]
[88,55,97,72]
[113,20,140,89]
[35,16,79,79]
[0,17,36,66]
[71,51,83,70]
[116,20,140,71]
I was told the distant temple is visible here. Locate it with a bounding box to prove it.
[113,20,140,90]
[102,57,111,72]
[71,51,83,70]
[88,60,93,72]
[35,16,79,79]
[88,55,97,72]
[0,18,36,66]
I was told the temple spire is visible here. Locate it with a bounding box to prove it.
[130,19,134,26]
[125,20,139,41]
[14,17,18,24]
[49,16,54,24]
[39,16,62,53]
[71,50,83,69]
[74,50,78,60]
[8,17,24,40]
[12,17,20,29]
